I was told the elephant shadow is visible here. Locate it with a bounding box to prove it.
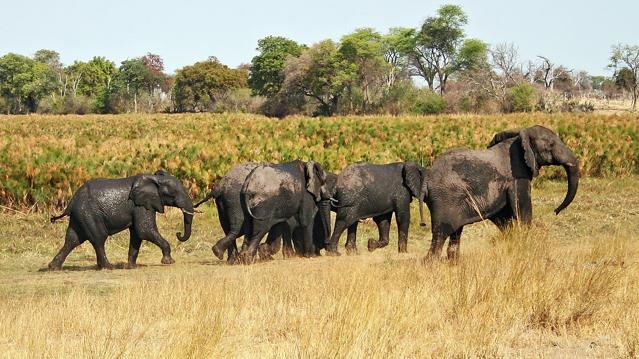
[38,262,152,272]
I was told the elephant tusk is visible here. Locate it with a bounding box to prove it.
[329,197,339,203]
[181,209,197,216]
[565,162,575,167]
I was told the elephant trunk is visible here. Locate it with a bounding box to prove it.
[177,200,194,242]
[418,181,428,227]
[319,200,332,243]
[554,159,579,215]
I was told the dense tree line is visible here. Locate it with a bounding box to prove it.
[1,4,637,115]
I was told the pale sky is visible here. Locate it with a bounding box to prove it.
[1,0,636,76]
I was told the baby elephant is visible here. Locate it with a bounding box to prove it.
[48,170,195,270]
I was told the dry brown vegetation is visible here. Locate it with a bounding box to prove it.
[0,176,638,358]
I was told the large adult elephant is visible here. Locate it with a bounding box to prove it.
[260,172,337,259]
[324,162,424,255]
[194,162,260,263]
[239,160,332,262]
[48,170,195,270]
[417,125,580,259]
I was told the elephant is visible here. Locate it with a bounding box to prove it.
[239,160,333,262]
[48,170,195,270]
[417,125,580,259]
[194,164,336,263]
[259,172,338,259]
[193,162,260,263]
[324,162,424,256]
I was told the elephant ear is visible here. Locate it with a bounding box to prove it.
[130,175,164,213]
[305,161,325,202]
[488,129,521,148]
[519,129,539,177]
[403,162,423,198]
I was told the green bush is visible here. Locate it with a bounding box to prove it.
[508,83,536,112]
[411,90,447,115]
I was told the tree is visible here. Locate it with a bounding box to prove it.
[33,49,64,98]
[339,28,387,112]
[281,40,350,116]
[0,53,53,113]
[381,27,414,89]
[535,56,572,91]
[249,36,304,97]
[410,4,485,94]
[172,58,247,112]
[609,44,639,110]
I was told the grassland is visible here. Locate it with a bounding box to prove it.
[0,113,637,208]
[0,113,638,357]
[0,176,637,357]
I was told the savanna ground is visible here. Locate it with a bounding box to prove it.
[0,114,638,358]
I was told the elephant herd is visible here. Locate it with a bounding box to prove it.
[48,125,579,269]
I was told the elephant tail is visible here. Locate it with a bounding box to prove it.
[194,184,221,208]
[50,208,70,223]
[240,191,270,220]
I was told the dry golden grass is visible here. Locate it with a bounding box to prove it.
[0,176,638,358]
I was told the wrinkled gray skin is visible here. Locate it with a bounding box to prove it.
[325,162,424,255]
[194,163,260,263]
[194,163,305,264]
[49,170,195,270]
[259,172,337,259]
[239,160,332,263]
[418,125,580,259]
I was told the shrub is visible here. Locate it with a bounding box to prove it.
[411,90,447,115]
[508,83,536,112]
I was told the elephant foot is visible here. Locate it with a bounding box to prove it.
[367,239,378,252]
[325,249,341,256]
[212,244,225,260]
[161,256,175,265]
[227,255,238,265]
[125,262,137,269]
[345,246,358,256]
[98,262,114,270]
[398,244,408,253]
[238,252,255,265]
[48,262,62,271]
[258,244,274,261]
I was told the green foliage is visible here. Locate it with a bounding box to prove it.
[1,113,637,208]
[249,36,303,97]
[411,90,447,114]
[509,83,536,112]
[412,4,481,94]
[282,40,351,116]
[0,53,55,113]
[172,58,248,112]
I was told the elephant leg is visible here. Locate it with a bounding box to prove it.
[302,223,315,258]
[345,222,359,255]
[81,217,112,269]
[447,227,463,261]
[396,209,410,253]
[426,230,448,260]
[368,213,392,252]
[259,227,283,261]
[212,230,240,261]
[490,206,514,232]
[48,222,84,270]
[325,218,348,256]
[226,240,239,264]
[282,229,295,258]
[143,230,174,265]
[89,239,112,270]
[127,228,143,268]
[510,180,533,225]
[240,223,270,264]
